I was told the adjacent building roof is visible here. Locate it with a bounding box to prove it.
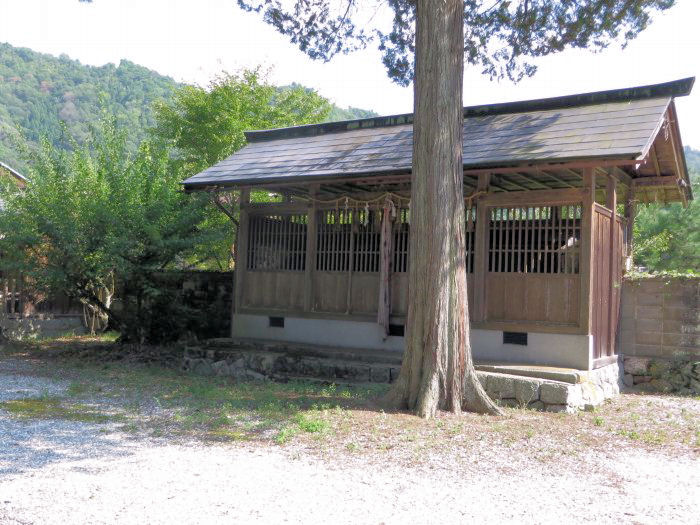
[182,78,694,190]
[0,161,27,185]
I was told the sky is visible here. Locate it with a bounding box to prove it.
[0,0,699,147]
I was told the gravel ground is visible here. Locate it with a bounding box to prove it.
[1,356,698,524]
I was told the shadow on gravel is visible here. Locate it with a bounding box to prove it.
[0,416,138,477]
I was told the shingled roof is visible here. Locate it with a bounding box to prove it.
[182,78,694,189]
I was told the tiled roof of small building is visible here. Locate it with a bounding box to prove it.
[183,78,694,188]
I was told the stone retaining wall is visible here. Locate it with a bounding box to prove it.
[619,276,699,394]
[620,277,699,359]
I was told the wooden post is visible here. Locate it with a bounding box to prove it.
[303,184,319,312]
[472,173,490,322]
[624,187,636,264]
[579,168,595,336]
[606,174,618,357]
[232,188,250,337]
[377,200,393,336]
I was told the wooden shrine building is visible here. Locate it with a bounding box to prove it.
[183,78,694,371]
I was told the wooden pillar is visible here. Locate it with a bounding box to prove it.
[232,188,250,337]
[377,200,393,336]
[579,168,595,335]
[606,175,618,356]
[624,187,636,264]
[303,184,319,312]
[472,173,490,322]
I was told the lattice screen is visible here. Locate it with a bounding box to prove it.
[393,207,410,273]
[247,214,308,271]
[488,204,581,274]
[316,209,383,272]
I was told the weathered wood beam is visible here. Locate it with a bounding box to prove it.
[472,173,490,322]
[481,187,585,206]
[606,175,618,356]
[579,168,595,337]
[498,175,530,191]
[651,144,662,177]
[512,172,550,190]
[233,188,251,334]
[539,170,576,188]
[303,184,319,312]
[632,175,681,188]
[463,158,640,176]
[667,104,689,207]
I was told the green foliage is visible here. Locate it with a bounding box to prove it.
[151,69,331,174]
[150,69,333,269]
[0,43,375,175]
[633,146,700,273]
[234,0,676,86]
[0,43,178,171]
[0,115,219,343]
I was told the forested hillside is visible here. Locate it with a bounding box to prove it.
[0,43,377,170]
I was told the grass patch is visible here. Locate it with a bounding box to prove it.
[0,396,118,424]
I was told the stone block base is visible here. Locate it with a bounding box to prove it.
[478,362,621,413]
[621,355,700,395]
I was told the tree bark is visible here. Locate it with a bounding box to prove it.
[386,0,502,418]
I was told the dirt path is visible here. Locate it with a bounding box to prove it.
[1,355,698,524]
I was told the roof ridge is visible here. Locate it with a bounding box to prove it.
[244,77,694,143]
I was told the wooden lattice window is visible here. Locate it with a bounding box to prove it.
[316,209,383,272]
[488,204,581,274]
[393,207,410,273]
[247,214,307,271]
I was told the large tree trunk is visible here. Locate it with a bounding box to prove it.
[386,0,502,418]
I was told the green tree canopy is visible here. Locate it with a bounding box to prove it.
[0,116,218,343]
[151,69,331,174]
[633,147,700,273]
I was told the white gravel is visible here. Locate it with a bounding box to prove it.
[1,357,698,524]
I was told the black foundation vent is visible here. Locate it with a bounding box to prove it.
[388,324,405,337]
[269,316,285,328]
[503,331,527,346]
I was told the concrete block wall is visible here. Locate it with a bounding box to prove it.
[619,277,699,359]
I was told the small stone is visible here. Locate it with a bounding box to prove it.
[622,374,635,388]
[211,360,230,376]
[544,404,568,413]
[633,375,652,384]
[499,398,519,408]
[528,400,545,411]
[649,378,673,393]
[690,379,700,394]
[648,360,671,379]
[624,357,650,376]
[370,366,390,383]
[192,360,214,376]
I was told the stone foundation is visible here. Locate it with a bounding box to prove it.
[622,355,700,394]
[183,339,622,412]
[477,362,621,413]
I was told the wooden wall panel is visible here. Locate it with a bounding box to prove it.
[351,273,380,314]
[313,272,349,313]
[243,271,304,310]
[486,273,580,325]
[390,273,408,316]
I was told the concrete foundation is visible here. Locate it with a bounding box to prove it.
[233,314,592,369]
